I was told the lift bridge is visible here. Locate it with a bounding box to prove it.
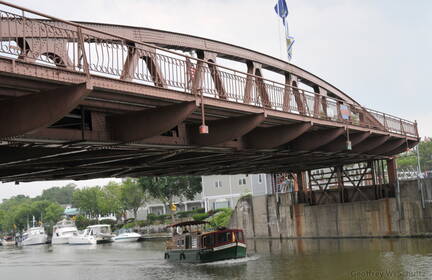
[0,2,420,204]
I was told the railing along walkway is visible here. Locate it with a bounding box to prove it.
[0,1,418,137]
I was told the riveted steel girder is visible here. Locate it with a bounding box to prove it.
[351,135,390,153]
[320,131,371,153]
[290,127,345,151]
[107,101,197,142]
[189,113,265,146]
[367,138,406,155]
[244,122,312,149]
[0,83,91,138]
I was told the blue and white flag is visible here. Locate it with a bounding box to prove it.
[274,0,289,25]
[275,0,294,61]
[286,34,295,61]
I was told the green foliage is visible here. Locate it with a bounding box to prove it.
[146,213,171,224]
[397,140,432,171]
[123,220,147,229]
[36,184,76,205]
[192,212,209,221]
[74,215,90,230]
[207,208,233,228]
[121,178,148,219]
[137,176,202,221]
[0,196,64,232]
[176,208,205,218]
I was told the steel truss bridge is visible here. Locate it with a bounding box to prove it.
[0,1,419,183]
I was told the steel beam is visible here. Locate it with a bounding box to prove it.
[107,101,196,142]
[0,83,91,138]
[367,138,406,155]
[290,127,345,151]
[351,135,390,153]
[189,113,265,146]
[245,122,312,149]
[320,131,371,153]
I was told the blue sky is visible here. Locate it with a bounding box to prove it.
[0,0,430,199]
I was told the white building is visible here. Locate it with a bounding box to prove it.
[201,174,273,211]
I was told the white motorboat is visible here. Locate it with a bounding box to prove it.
[21,226,48,246]
[69,228,96,245]
[52,219,79,245]
[69,224,113,245]
[114,229,141,242]
[89,224,114,244]
[1,235,16,246]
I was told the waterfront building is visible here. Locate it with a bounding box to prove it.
[201,174,273,212]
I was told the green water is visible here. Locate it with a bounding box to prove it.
[0,238,431,279]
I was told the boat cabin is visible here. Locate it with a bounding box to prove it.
[165,220,246,263]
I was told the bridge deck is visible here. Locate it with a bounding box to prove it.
[0,1,419,182]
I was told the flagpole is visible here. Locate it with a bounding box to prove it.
[275,4,283,60]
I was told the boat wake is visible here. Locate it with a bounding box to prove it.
[196,255,260,266]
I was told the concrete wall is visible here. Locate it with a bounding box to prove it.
[229,179,432,239]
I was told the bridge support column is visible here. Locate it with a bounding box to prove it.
[387,158,397,187]
[296,171,307,203]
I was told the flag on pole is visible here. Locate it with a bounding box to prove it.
[274,0,294,61]
[274,0,289,25]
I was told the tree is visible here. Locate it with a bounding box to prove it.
[98,182,123,218]
[397,139,432,171]
[72,187,101,218]
[121,178,148,220]
[138,176,202,222]
[38,183,76,205]
[43,203,64,226]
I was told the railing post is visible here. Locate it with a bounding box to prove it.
[382,113,388,130]
[77,27,90,80]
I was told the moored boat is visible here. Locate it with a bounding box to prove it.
[52,219,79,245]
[164,221,246,263]
[114,229,141,243]
[21,226,48,246]
[1,235,16,246]
[69,224,114,245]
[69,228,97,245]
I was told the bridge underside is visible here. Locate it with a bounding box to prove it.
[0,4,419,182]
[0,62,418,182]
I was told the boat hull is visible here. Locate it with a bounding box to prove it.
[114,237,140,242]
[51,236,70,245]
[1,240,16,246]
[22,235,48,246]
[69,236,97,245]
[165,243,246,263]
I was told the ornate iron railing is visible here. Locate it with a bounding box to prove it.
[0,1,418,137]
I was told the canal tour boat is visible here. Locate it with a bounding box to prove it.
[69,224,113,245]
[164,221,246,263]
[52,219,79,245]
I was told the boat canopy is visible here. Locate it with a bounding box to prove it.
[167,221,208,228]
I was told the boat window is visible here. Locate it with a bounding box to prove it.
[216,232,232,243]
[235,231,244,242]
[202,234,214,248]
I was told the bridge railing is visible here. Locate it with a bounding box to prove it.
[0,1,418,138]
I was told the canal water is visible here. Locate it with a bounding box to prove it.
[1,238,432,280]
